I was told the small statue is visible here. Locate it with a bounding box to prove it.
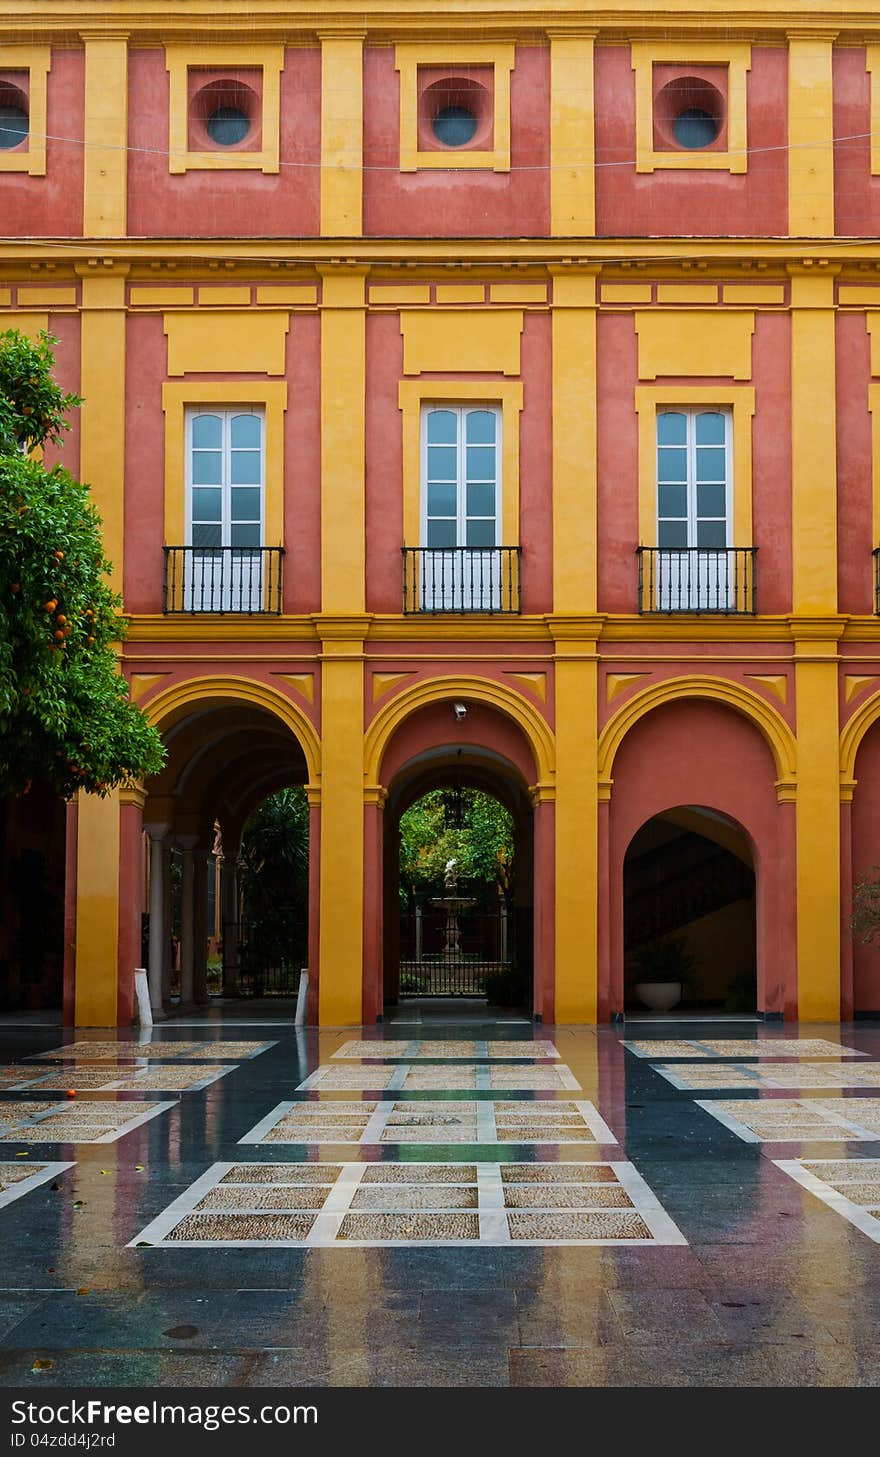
[444,858,458,891]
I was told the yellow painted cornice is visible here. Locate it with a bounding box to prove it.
[125,614,320,641]
[10,241,880,272]
[8,1,880,47]
[121,612,880,647]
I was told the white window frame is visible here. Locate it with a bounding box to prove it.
[184,406,266,611]
[418,403,502,611]
[656,405,733,610]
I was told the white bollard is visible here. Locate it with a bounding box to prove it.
[134,968,153,1030]
[295,968,309,1027]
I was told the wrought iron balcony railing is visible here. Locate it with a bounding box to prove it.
[403,546,521,614]
[163,546,284,614]
[636,547,757,615]
[873,548,880,614]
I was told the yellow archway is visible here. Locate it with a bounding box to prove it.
[364,674,555,789]
[840,687,880,786]
[141,674,321,787]
[598,674,797,790]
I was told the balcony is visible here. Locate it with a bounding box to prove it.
[636,547,757,615]
[163,546,284,614]
[403,546,521,614]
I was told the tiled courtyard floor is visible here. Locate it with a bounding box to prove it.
[0,1015,879,1386]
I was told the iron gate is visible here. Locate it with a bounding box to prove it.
[398,906,513,997]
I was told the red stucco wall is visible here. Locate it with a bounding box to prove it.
[833,48,880,237]
[363,45,550,237]
[594,46,788,238]
[604,698,795,1017]
[852,720,880,1010]
[126,48,322,238]
[5,48,84,236]
[836,312,874,614]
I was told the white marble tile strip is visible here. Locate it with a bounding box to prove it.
[132,1158,687,1248]
[387,1065,409,1092]
[295,1068,329,1091]
[239,1101,299,1144]
[0,1100,176,1144]
[612,1160,688,1244]
[694,1099,877,1143]
[305,1163,367,1245]
[556,1065,582,1091]
[774,1159,880,1243]
[651,1064,764,1091]
[476,1162,510,1242]
[476,1100,497,1143]
[692,1101,764,1143]
[574,1100,620,1144]
[127,1161,238,1245]
[0,1161,75,1210]
[475,1066,492,1091]
[359,1100,396,1144]
[476,1042,490,1059]
[104,1066,234,1093]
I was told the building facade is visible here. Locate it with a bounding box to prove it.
[5,1,880,1026]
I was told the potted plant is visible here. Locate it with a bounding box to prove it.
[626,934,697,1012]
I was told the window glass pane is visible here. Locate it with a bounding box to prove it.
[696,519,727,548]
[658,520,688,547]
[466,519,496,548]
[230,450,262,485]
[191,414,222,449]
[658,484,687,519]
[191,486,222,522]
[466,446,496,482]
[427,445,458,481]
[657,447,687,483]
[427,482,457,517]
[191,450,222,485]
[192,524,222,548]
[426,410,457,444]
[695,411,726,446]
[426,520,457,548]
[231,487,261,521]
[230,523,261,548]
[695,447,726,482]
[465,410,496,445]
[657,412,687,446]
[467,481,496,517]
[696,483,727,519]
[230,414,261,449]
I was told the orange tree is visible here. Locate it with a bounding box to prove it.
[0,329,164,796]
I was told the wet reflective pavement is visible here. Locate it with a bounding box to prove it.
[0,1017,879,1387]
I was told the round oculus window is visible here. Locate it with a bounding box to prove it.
[206,105,251,146]
[672,107,720,150]
[431,105,478,147]
[0,105,28,149]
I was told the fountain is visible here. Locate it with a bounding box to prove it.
[431,858,476,961]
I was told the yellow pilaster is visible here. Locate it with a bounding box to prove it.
[319,33,364,237]
[317,623,367,1026]
[74,789,120,1026]
[551,268,598,614]
[76,268,129,592]
[320,268,367,613]
[789,269,838,615]
[793,628,840,1021]
[316,263,367,1024]
[549,31,596,237]
[81,34,129,237]
[787,33,836,237]
[553,627,599,1023]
